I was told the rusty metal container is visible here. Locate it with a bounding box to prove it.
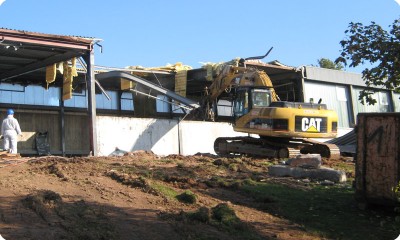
[355,113,400,206]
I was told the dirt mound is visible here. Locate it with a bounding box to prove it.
[0,154,356,240]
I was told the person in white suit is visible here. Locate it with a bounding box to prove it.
[1,109,22,153]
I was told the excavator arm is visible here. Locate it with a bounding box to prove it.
[206,65,280,103]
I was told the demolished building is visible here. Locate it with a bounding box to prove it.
[0,28,398,156]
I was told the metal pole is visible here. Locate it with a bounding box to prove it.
[83,50,98,156]
[59,89,65,157]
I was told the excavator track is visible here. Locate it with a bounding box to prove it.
[214,136,340,159]
[299,139,341,160]
[214,136,301,159]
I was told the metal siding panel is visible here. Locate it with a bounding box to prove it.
[101,94,111,109]
[32,86,44,105]
[304,81,350,128]
[24,86,35,104]
[0,83,24,91]
[305,66,365,86]
[394,93,400,112]
[95,91,118,110]
[63,90,87,108]
[43,87,60,106]
[11,91,24,104]
[0,90,11,103]
[109,91,118,109]
[74,96,87,108]
[95,94,104,109]
[352,87,391,115]
[63,98,74,107]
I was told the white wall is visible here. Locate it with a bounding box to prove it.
[96,117,179,156]
[96,116,248,156]
[179,121,248,155]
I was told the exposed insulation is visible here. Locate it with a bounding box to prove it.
[62,61,73,101]
[57,62,64,74]
[45,63,57,89]
[175,70,187,97]
[202,58,240,81]
[121,78,136,90]
[127,62,192,73]
[71,58,78,77]
[60,58,79,101]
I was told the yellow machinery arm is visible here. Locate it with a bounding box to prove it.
[206,65,280,103]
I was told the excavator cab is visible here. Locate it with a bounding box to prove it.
[233,87,273,119]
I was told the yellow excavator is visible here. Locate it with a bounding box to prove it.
[199,60,339,159]
[96,50,340,159]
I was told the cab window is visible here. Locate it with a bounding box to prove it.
[233,90,249,117]
[252,89,271,107]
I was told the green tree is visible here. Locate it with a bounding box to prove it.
[318,58,344,70]
[336,18,400,105]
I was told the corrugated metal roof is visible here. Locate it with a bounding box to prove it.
[305,66,366,87]
[0,27,99,86]
[0,27,100,42]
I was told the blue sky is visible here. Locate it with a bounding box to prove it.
[0,0,399,72]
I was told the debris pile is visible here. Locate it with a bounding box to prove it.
[268,154,347,183]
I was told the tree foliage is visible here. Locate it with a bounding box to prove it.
[336,18,400,105]
[318,58,344,70]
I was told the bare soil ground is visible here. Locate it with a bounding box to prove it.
[0,152,353,240]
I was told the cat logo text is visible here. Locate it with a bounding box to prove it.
[301,117,322,132]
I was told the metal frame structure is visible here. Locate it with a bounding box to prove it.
[0,28,99,156]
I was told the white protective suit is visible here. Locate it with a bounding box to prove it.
[1,115,22,153]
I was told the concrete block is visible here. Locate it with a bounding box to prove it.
[268,165,347,183]
[285,154,321,169]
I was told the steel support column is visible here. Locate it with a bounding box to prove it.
[83,50,98,156]
[59,89,66,157]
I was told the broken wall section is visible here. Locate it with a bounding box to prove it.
[95,116,248,156]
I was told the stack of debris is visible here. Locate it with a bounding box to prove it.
[268,154,347,183]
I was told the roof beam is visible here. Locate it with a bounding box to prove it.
[96,71,200,110]
[0,50,84,81]
[0,34,93,50]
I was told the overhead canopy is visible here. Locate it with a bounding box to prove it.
[0,28,97,86]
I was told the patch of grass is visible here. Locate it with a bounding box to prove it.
[162,159,176,164]
[56,200,117,239]
[113,165,136,174]
[176,190,197,204]
[228,163,239,172]
[150,181,179,200]
[212,203,239,226]
[23,190,117,239]
[176,161,185,168]
[333,162,355,180]
[186,204,263,239]
[240,181,400,239]
[22,190,62,220]
[188,206,211,222]
[259,161,275,168]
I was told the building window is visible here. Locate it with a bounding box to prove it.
[121,92,134,111]
[217,99,233,116]
[64,89,87,108]
[96,91,118,110]
[156,95,170,113]
[0,83,61,106]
